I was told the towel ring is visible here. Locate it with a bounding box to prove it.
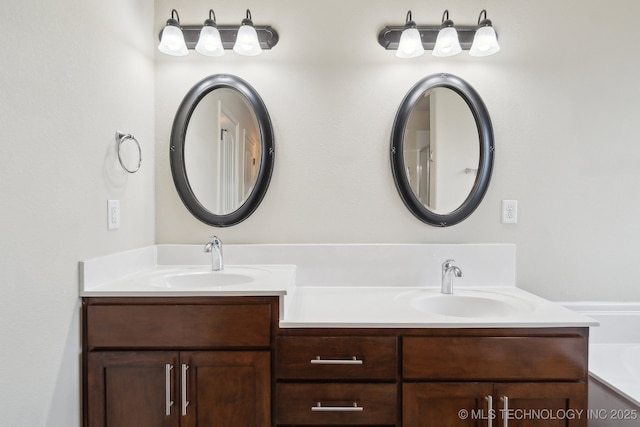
[115,131,142,173]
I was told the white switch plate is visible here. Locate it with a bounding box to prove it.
[107,200,120,230]
[502,200,517,224]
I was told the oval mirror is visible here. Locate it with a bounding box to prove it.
[390,73,494,227]
[170,74,275,227]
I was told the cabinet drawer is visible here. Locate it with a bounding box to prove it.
[276,383,397,425]
[403,336,587,381]
[276,336,397,380]
[86,304,271,348]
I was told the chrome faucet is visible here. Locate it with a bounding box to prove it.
[204,236,223,271]
[441,259,463,294]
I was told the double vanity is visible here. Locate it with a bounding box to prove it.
[83,29,599,425]
[80,243,596,427]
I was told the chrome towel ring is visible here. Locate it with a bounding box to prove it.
[115,131,142,173]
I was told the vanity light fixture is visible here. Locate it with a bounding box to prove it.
[377,10,499,58]
[158,9,188,56]
[396,11,425,58]
[195,10,224,56]
[233,9,262,56]
[469,10,500,57]
[432,10,461,57]
[158,9,278,57]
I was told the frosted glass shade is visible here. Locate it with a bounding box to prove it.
[233,25,262,56]
[196,26,224,57]
[432,27,461,57]
[158,25,188,56]
[396,28,424,58]
[470,26,500,57]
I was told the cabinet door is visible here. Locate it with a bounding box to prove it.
[494,383,587,427]
[87,352,179,427]
[403,383,494,427]
[180,351,270,427]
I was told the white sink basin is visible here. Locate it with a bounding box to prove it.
[150,266,270,289]
[404,290,535,318]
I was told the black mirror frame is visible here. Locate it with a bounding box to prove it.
[390,73,494,227]
[170,74,275,227]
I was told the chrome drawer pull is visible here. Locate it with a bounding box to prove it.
[310,356,364,365]
[311,402,364,412]
[165,364,174,416]
[500,396,509,427]
[181,364,190,416]
[486,395,493,427]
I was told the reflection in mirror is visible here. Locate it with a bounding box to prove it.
[391,73,494,227]
[185,88,261,215]
[403,88,479,214]
[170,74,274,227]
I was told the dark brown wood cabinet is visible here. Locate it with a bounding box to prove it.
[404,382,586,427]
[404,382,494,427]
[87,350,269,427]
[83,297,589,427]
[87,351,179,427]
[494,382,586,427]
[275,328,588,427]
[83,297,278,427]
[275,335,399,426]
[402,330,589,427]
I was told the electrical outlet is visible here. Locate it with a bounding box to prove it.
[107,200,120,230]
[501,200,517,224]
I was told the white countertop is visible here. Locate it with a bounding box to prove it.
[79,244,597,329]
[281,285,597,328]
[80,264,295,297]
[80,268,596,328]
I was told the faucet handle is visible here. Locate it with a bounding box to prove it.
[443,259,456,268]
[212,236,223,253]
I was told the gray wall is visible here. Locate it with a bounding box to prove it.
[0,0,155,425]
[156,0,640,302]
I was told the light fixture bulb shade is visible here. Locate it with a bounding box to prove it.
[233,25,262,56]
[196,26,225,56]
[432,27,461,57]
[396,28,424,58]
[158,25,188,56]
[470,26,500,57]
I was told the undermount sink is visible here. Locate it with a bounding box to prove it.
[150,266,270,289]
[406,290,535,318]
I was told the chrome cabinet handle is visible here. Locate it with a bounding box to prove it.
[165,364,174,416]
[311,402,364,412]
[486,395,493,427]
[501,396,509,427]
[181,364,190,416]
[310,356,363,365]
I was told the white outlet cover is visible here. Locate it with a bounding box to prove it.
[501,200,517,224]
[108,200,120,230]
